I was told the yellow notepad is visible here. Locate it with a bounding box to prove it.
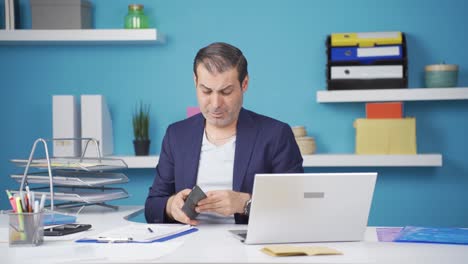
[261,245,342,257]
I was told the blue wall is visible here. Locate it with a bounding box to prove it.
[1,0,467,226]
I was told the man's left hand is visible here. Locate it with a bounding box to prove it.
[195,190,250,216]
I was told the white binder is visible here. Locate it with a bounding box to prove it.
[4,0,10,30]
[9,0,14,29]
[357,46,401,57]
[53,95,81,157]
[331,65,403,79]
[81,95,114,157]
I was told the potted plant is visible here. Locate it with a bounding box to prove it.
[132,102,151,156]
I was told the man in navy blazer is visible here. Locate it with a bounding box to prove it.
[145,42,303,225]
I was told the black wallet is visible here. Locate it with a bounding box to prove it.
[181,185,207,219]
[44,224,92,236]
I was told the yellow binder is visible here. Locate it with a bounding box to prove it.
[331,31,403,47]
[354,118,417,154]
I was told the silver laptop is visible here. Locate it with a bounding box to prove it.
[231,172,377,244]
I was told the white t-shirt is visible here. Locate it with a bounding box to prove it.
[196,130,236,224]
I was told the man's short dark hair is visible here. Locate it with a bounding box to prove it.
[193,42,248,85]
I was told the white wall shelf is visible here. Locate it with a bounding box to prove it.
[110,154,442,169]
[301,154,442,167]
[316,87,468,103]
[0,29,164,45]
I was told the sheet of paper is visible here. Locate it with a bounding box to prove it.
[0,227,8,243]
[80,223,192,242]
[81,242,184,263]
[5,242,183,263]
[376,227,403,242]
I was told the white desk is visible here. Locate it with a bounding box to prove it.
[1,206,467,264]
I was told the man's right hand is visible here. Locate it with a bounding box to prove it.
[166,189,199,226]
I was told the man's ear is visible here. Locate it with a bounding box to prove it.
[193,74,197,87]
[241,75,249,93]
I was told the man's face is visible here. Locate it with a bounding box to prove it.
[194,65,248,128]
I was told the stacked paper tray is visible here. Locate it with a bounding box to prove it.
[10,157,128,171]
[326,31,408,90]
[10,187,129,204]
[10,138,130,210]
[10,171,128,187]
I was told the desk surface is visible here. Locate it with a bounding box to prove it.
[1,206,467,264]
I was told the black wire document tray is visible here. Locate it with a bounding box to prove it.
[10,171,129,187]
[10,157,128,171]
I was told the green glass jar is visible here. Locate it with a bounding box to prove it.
[124,4,149,29]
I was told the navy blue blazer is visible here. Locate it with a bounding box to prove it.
[145,108,304,224]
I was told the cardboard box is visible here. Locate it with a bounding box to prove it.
[355,118,416,154]
[30,0,92,29]
[366,102,403,119]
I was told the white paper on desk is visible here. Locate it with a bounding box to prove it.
[91,242,183,263]
[5,242,183,264]
[0,228,7,243]
[80,223,192,242]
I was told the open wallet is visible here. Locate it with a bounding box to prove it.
[44,224,92,236]
[181,185,207,219]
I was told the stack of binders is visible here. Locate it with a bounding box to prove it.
[326,31,408,90]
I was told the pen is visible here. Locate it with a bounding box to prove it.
[26,186,32,212]
[15,197,23,214]
[19,191,26,212]
[34,200,39,213]
[39,194,46,212]
[31,191,35,211]
[147,227,154,233]
[97,237,133,243]
[5,190,17,212]
[15,197,26,240]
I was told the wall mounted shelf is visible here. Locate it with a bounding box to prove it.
[316,87,468,103]
[301,154,442,167]
[111,155,159,169]
[110,154,442,169]
[0,29,163,45]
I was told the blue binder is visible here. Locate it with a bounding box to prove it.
[331,45,402,64]
[394,226,468,245]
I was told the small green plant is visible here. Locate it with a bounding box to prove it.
[133,102,150,141]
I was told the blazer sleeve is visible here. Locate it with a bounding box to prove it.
[271,123,304,173]
[145,127,177,223]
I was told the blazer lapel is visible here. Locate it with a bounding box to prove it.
[233,108,258,191]
[184,114,205,189]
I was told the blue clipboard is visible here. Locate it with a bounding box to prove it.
[75,227,198,243]
[394,226,468,245]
